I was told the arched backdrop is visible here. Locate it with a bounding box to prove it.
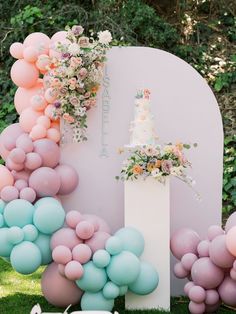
[60,46,223,295]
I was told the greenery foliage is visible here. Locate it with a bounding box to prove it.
[0,0,235,212]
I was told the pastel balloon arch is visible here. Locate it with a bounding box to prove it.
[0,28,159,311]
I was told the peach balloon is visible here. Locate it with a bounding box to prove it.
[23,32,50,55]
[50,31,67,43]
[30,124,47,141]
[14,80,44,114]
[36,54,51,71]
[51,121,60,131]
[23,46,38,63]
[226,226,236,257]
[0,165,14,192]
[37,116,51,129]
[44,88,58,103]
[10,42,24,59]
[47,128,60,143]
[30,95,47,111]
[19,108,42,133]
[11,59,39,88]
[45,104,58,121]
[43,70,56,89]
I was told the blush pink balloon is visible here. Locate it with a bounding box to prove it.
[0,123,24,160]
[51,31,67,43]
[205,289,219,305]
[85,231,111,253]
[16,134,34,153]
[72,244,92,264]
[52,245,72,265]
[19,187,36,203]
[33,139,60,168]
[36,54,51,71]
[11,59,39,88]
[207,225,224,241]
[218,275,236,306]
[10,42,24,59]
[43,70,56,89]
[82,214,111,233]
[29,167,61,197]
[188,301,205,314]
[25,152,42,170]
[9,148,26,164]
[24,32,50,55]
[47,128,60,143]
[44,88,58,103]
[19,107,42,133]
[55,164,78,195]
[37,116,51,129]
[12,169,31,182]
[44,104,58,121]
[181,253,198,272]
[14,179,28,191]
[41,262,83,307]
[225,212,236,232]
[76,221,95,240]
[51,228,82,250]
[189,285,206,303]
[6,158,24,171]
[226,226,236,257]
[66,211,82,229]
[184,281,195,296]
[0,165,14,191]
[14,80,44,114]
[1,186,19,202]
[30,95,47,111]
[197,240,210,257]
[30,124,47,141]
[58,264,66,276]
[230,268,236,281]
[23,46,38,62]
[51,121,60,131]
[174,262,189,279]
[65,261,84,281]
[209,234,235,268]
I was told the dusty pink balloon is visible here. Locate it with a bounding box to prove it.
[85,231,111,253]
[58,264,65,277]
[64,260,84,281]
[191,257,224,289]
[33,139,60,168]
[19,187,36,203]
[30,124,47,141]
[16,134,34,153]
[24,32,50,55]
[207,225,224,241]
[11,59,39,88]
[181,253,198,271]
[55,164,78,195]
[188,301,205,314]
[184,281,195,296]
[9,148,26,164]
[197,240,210,257]
[10,42,24,59]
[6,158,24,171]
[72,244,92,264]
[41,262,83,307]
[76,221,94,240]
[209,234,235,268]
[66,211,82,229]
[170,228,200,260]
[1,186,19,202]
[205,301,221,313]
[0,123,24,160]
[230,268,236,281]
[218,275,236,306]
[82,214,111,233]
[51,31,67,43]
[205,289,219,305]
[51,228,82,250]
[174,262,189,279]
[29,167,60,197]
[14,179,28,191]
[12,169,31,182]
[226,226,236,257]
[52,245,72,265]
[225,212,236,232]
[25,152,42,170]
[189,285,206,303]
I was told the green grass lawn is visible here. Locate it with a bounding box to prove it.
[0,258,235,314]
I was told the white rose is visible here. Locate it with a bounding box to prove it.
[68,43,80,56]
[98,30,112,45]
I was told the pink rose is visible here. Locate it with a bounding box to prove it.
[79,68,88,77]
[70,57,82,67]
[79,36,90,48]
[70,97,79,106]
[161,160,172,174]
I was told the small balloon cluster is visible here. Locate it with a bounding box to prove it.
[41,210,159,311]
[171,212,236,314]
[0,197,65,274]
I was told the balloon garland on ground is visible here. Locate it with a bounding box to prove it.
[171,214,236,314]
[0,26,159,311]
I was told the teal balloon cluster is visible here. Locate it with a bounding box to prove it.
[0,197,65,274]
[76,227,159,311]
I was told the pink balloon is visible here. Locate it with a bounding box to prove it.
[0,165,14,191]
[14,179,28,191]
[16,134,34,153]
[51,31,67,43]
[29,167,61,197]
[12,169,31,182]
[6,158,24,171]
[52,245,72,265]
[230,268,236,281]
[11,59,39,88]
[58,264,65,276]
[43,70,56,89]
[218,275,236,306]
[66,211,82,229]
[14,80,44,114]
[55,165,78,195]
[51,228,82,250]
[44,104,58,121]
[189,285,206,303]
[10,42,24,59]
[72,244,92,264]
[0,123,24,160]
[24,32,50,55]
[184,281,195,296]
[51,121,60,131]
[41,262,83,307]
[191,257,224,289]
[30,95,47,111]
[30,124,47,141]
[205,301,221,313]
[33,139,60,168]
[188,301,205,314]
[197,240,210,257]
[85,231,111,253]
[226,226,236,257]
[9,148,26,164]
[47,128,60,143]
[170,228,200,260]
[205,289,219,305]
[209,234,235,268]
[36,54,51,71]
[225,212,236,232]
[19,107,42,133]
[37,116,51,129]
[76,221,95,240]
[64,261,84,281]
[82,214,111,234]
[181,253,198,271]
[207,225,224,241]
[1,186,19,202]
[25,152,42,170]
[23,46,38,62]
[19,187,36,203]
[44,88,58,103]
[174,262,189,279]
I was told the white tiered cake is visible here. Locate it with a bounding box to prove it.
[129,89,157,146]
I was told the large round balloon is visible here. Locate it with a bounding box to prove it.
[23,32,50,55]
[19,107,42,133]
[81,291,114,311]
[218,275,236,306]
[11,59,39,88]
[209,234,235,268]
[33,139,60,168]
[41,262,83,307]
[0,123,24,160]
[0,165,14,192]
[55,164,79,195]
[115,227,144,257]
[4,199,35,227]
[50,227,82,250]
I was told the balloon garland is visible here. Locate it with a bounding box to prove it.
[0,26,159,311]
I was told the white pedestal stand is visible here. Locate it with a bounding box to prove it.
[124,177,170,311]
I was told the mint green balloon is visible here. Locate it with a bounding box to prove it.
[0,228,13,257]
[0,213,4,227]
[33,202,65,234]
[10,241,42,274]
[76,261,107,292]
[129,261,159,295]
[93,249,111,268]
[0,199,6,214]
[107,251,140,285]
[4,199,35,227]
[7,226,24,244]
[105,236,123,255]
[81,291,114,311]
[23,224,38,242]
[34,197,61,208]
[34,233,52,265]
[103,281,120,299]
[115,227,144,257]
[119,285,128,296]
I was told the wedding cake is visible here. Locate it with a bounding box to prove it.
[129,89,157,146]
